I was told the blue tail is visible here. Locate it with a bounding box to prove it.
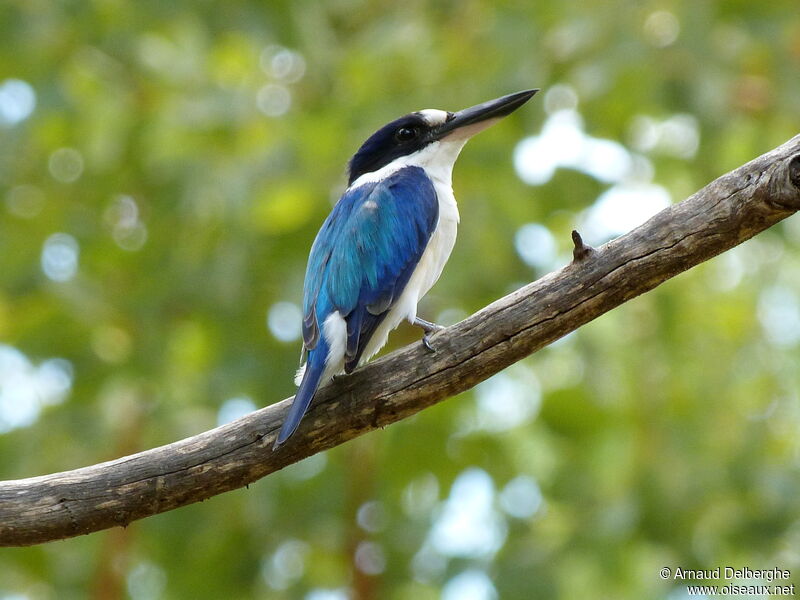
[274,344,328,449]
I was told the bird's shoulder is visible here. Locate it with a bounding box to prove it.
[339,165,436,211]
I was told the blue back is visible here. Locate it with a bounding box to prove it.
[302,166,438,371]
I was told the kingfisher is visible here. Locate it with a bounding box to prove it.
[274,89,538,448]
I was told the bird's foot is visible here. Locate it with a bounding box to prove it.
[422,334,437,352]
[413,317,445,352]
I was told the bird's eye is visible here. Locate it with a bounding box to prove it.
[395,127,419,142]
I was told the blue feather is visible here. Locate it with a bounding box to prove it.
[276,166,438,447]
[318,166,438,367]
[274,338,329,448]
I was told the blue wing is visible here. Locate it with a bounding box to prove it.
[275,165,438,449]
[302,165,438,371]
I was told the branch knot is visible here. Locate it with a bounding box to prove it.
[571,230,595,262]
[789,155,800,190]
[766,153,800,212]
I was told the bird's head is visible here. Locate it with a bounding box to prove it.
[347,89,538,186]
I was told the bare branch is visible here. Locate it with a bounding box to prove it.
[2,135,800,547]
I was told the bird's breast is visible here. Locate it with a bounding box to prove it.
[357,183,459,365]
[420,183,459,295]
[393,181,459,320]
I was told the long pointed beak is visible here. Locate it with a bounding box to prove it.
[433,89,539,141]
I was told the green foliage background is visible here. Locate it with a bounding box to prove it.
[1,1,800,599]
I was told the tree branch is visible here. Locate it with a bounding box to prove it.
[2,135,800,547]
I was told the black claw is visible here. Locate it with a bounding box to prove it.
[422,334,436,352]
[414,317,444,352]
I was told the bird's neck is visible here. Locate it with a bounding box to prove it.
[349,139,467,192]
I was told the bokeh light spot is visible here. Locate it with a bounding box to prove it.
[515,223,557,271]
[91,326,133,364]
[500,475,544,519]
[261,46,307,83]
[217,396,256,426]
[429,468,506,558]
[357,500,386,533]
[126,562,167,600]
[284,452,328,481]
[442,570,498,600]
[0,346,73,434]
[758,286,800,348]
[267,301,303,342]
[544,83,579,114]
[472,369,541,433]
[5,185,45,218]
[402,472,440,518]
[41,233,80,282]
[581,183,671,241]
[305,589,348,600]
[354,541,386,575]
[644,10,680,47]
[0,79,36,125]
[48,148,84,183]
[629,114,699,158]
[105,195,148,251]
[257,84,291,117]
[262,539,309,590]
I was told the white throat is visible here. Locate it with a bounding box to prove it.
[349,138,469,190]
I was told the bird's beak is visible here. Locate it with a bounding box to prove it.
[433,89,539,142]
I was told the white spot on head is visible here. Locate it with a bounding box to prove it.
[417,109,450,126]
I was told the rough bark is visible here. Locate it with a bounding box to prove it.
[2,135,800,547]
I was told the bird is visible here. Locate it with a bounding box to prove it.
[273,88,538,449]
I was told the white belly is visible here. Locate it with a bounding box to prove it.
[359,184,460,363]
